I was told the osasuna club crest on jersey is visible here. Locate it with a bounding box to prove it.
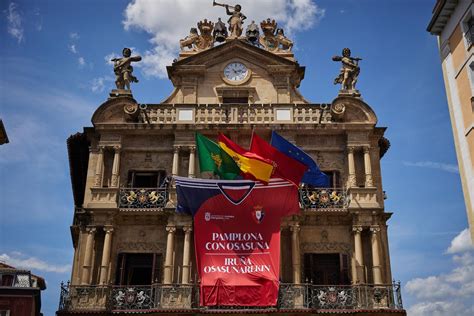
[253,205,265,223]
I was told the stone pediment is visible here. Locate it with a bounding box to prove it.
[170,39,300,68]
[165,39,306,104]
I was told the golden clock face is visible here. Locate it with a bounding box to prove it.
[223,62,249,82]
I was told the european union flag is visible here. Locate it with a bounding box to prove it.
[270,131,330,187]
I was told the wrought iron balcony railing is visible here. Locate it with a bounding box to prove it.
[299,187,349,210]
[118,188,168,210]
[58,282,404,312]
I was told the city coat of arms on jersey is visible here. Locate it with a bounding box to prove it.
[253,205,265,223]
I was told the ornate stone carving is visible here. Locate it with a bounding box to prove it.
[370,225,381,234]
[275,28,293,51]
[111,48,142,91]
[180,28,200,50]
[259,19,278,51]
[180,20,214,52]
[213,18,228,42]
[301,242,351,254]
[213,1,246,39]
[258,19,293,52]
[332,48,362,95]
[117,242,164,252]
[245,20,259,44]
[166,225,177,233]
[330,102,346,120]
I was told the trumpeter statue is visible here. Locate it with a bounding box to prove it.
[213,1,246,39]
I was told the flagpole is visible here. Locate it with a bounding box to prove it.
[249,127,255,151]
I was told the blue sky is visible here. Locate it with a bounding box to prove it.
[0,1,473,315]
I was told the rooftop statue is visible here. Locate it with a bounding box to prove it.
[213,18,228,43]
[246,20,260,45]
[332,48,362,93]
[259,19,279,51]
[180,28,200,50]
[180,19,215,52]
[213,1,246,39]
[111,48,142,91]
[275,28,293,51]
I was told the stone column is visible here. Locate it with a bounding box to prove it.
[347,146,356,188]
[81,227,96,285]
[172,146,180,176]
[188,146,196,178]
[181,226,193,284]
[370,226,383,284]
[363,146,374,187]
[290,223,301,284]
[164,225,176,284]
[352,225,365,283]
[94,147,104,187]
[111,146,121,187]
[99,227,114,285]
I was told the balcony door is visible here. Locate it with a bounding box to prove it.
[303,253,350,285]
[128,170,166,188]
[115,253,163,285]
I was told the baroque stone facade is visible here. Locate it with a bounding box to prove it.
[59,37,404,315]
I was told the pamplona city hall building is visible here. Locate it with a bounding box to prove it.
[57,3,406,315]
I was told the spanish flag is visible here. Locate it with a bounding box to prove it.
[218,133,274,183]
[250,132,308,186]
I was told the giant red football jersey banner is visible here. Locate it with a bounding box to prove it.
[175,176,299,306]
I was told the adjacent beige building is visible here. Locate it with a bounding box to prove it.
[427,0,474,240]
[57,14,405,316]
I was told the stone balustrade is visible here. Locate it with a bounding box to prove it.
[141,103,333,125]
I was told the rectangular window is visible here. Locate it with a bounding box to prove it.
[303,253,350,285]
[0,274,13,286]
[222,97,248,104]
[115,253,163,285]
[323,171,341,188]
[465,16,473,48]
[128,170,167,188]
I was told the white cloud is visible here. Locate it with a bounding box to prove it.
[405,229,474,316]
[447,229,474,254]
[78,56,86,67]
[0,252,71,274]
[402,161,459,174]
[6,2,24,43]
[69,32,79,40]
[104,52,117,65]
[91,76,114,93]
[122,0,325,78]
[33,8,42,31]
[69,44,77,54]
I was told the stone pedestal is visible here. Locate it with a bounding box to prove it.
[338,89,361,97]
[109,89,132,98]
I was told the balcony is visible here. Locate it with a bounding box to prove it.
[118,188,168,211]
[117,187,348,212]
[299,187,349,211]
[138,103,333,125]
[58,282,405,314]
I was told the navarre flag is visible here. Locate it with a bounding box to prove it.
[196,132,241,180]
[270,131,330,187]
[250,132,308,185]
[174,176,300,306]
[218,133,274,183]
